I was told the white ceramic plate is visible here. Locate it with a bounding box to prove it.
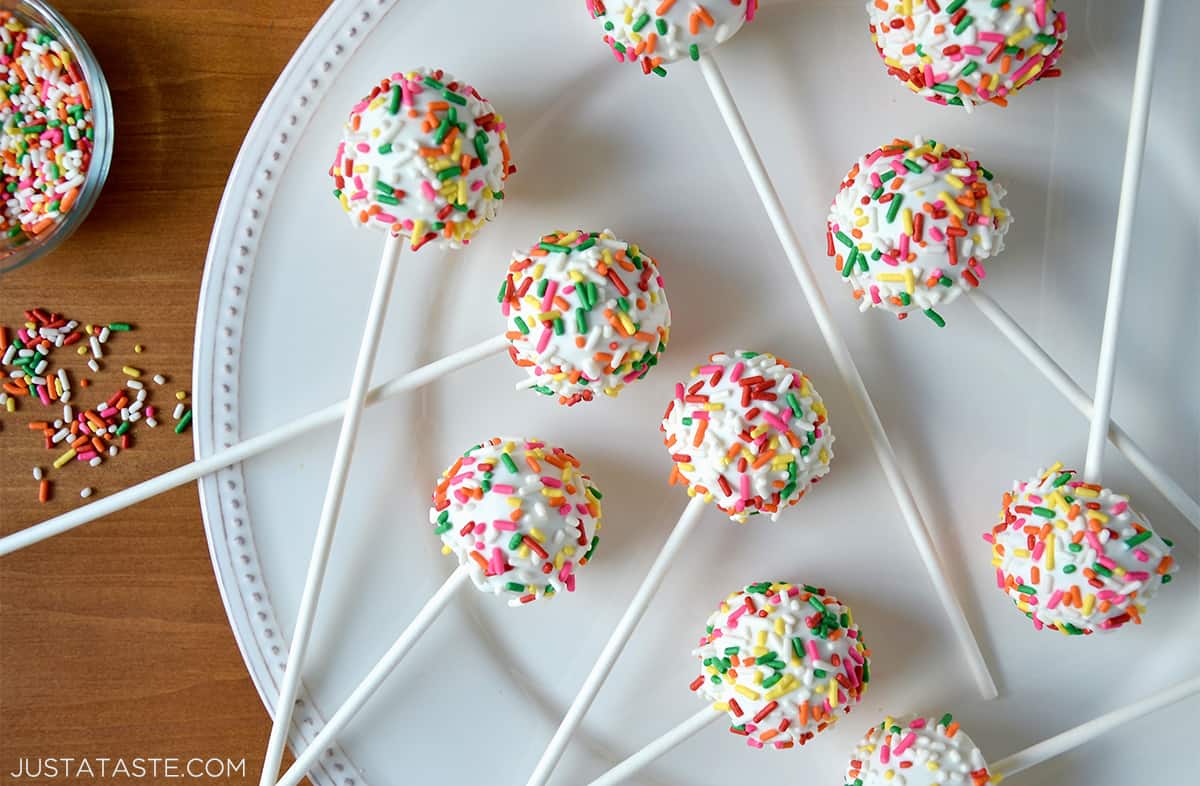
[194,1,1200,784]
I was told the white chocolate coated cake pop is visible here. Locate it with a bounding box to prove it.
[844,712,992,786]
[586,0,758,76]
[826,135,1011,326]
[330,67,514,250]
[692,581,870,749]
[661,351,833,523]
[500,230,670,407]
[985,463,1178,635]
[430,437,602,605]
[867,0,1068,111]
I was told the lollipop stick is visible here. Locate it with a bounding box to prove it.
[524,495,707,786]
[0,332,509,557]
[991,674,1200,779]
[269,565,471,786]
[968,291,1200,531]
[258,233,406,785]
[587,707,721,786]
[696,52,996,699]
[1083,0,1163,484]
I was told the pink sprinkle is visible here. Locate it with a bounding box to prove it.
[869,285,882,304]
[1046,589,1064,609]
[540,476,563,489]
[540,280,559,313]
[420,181,438,202]
[1133,549,1150,562]
[893,732,917,756]
[739,474,751,501]
[558,562,574,582]
[805,639,819,662]
[492,520,517,532]
[1111,501,1128,514]
[761,412,789,433]
[880,745,891,765]
[729,361,744,383]
[909,717,926,729]
[535,327,552,353]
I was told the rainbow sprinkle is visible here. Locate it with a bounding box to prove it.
[661,351,833,522]
[429,437,602,606]
[827,135,1011,326]
[0,11,95,248]
[985,463,1178,635]
[692,581,869,749]
[500,229,670,406]
[330,67,514,250]
[586,0,757,76]
[867,0,1067,111]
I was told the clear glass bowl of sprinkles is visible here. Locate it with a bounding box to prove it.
[0,0,112,274]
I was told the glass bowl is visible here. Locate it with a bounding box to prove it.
[0,0,113,274]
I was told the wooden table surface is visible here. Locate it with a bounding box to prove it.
[1,2,327,783]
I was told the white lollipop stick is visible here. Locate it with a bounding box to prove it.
[991,674,1200,779]
[696,53,996,699]
[587,707,721,786]
[0,333,509,557]
[273,566,471,786]
[258,234,406,785]
[968,291,1200,530]
[524,495,707,786]
[1083,0,1163,483]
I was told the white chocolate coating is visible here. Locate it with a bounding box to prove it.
[844,713,991,786]
[661,351,833,523]
[501,230,670,407]
[430,437,602,605]
[330,67,513,250]
[693,581,869,749]
[986,463,1178,635]
[867,0,1068,111]
[586,0,757,75]
[827,135,1011,325]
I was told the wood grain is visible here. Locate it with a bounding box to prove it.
[1,2,326,783]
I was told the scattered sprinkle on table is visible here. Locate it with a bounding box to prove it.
[1,307,190,505]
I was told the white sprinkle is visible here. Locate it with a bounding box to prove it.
[63,404,72,421]
[2,345,16,364]
[60,390,71,403]
[146,417,158,428]
[52,428,69,444]
[32,467,43,480]
[33,359,48,374]
[29,375,46,385]
[57,368,69,389]
[129,400,143,414]
[172,403,185,420]
[89,335,102,358]
[126,379,143,390]
[17,348,33,357]
[80,487,93,498]
[135,389,146,402]
[88,457,102,467]
[98,326,110,343]
[87,358,100,373]
[108,445,118,457]
[152,374,166,385]
[52,418,63,428]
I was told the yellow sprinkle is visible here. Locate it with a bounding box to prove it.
[122,366,141,378]
[944,174,965,190]
[940,192,965,219]
[1045,534,1055,570]
[734,685,761,701]
[1074,486,1099,498]
[1082,593,1096,617]
[902,208,914,236]
[53,449,76,468]
[713,702,730,712]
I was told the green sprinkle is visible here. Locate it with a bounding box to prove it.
[387,84,401,114]
[174,410,192,434]
[501,452,519,473]
[443,89,467,106]
[436,166,462,181]
[505,582,526,593]
[107,322,133,331]
[689,43,700,61]
[474,132,489,165]
[539,242,572,253]
[886,194,904,223]
[631,12,650,32]
[924,309,946,327]
[1125,531,1153,548]
[1032,506,1056,518]
[1063,564,1077,573]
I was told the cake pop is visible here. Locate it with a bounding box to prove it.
[662,350,833,522]
[432,437,603,605]
[330,66,514,249]
[693,581,869,748]
[867,0,1068,111]
[586,0,758,76]
[827,135,1011,326]
[985,463,1177,635]
[501,230,671,406]
[844,713,991,786]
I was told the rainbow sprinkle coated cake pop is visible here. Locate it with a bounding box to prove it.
[330,67,514,249]
[430,437,602,606]
[500,230,671,407]
[827,135,1011,326]
[844,713,993,786]
[985,463,1177,635]
[692,581,869,749]
[661,351,833,523]
[867,0,1068,111]
[586,0,758,76]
